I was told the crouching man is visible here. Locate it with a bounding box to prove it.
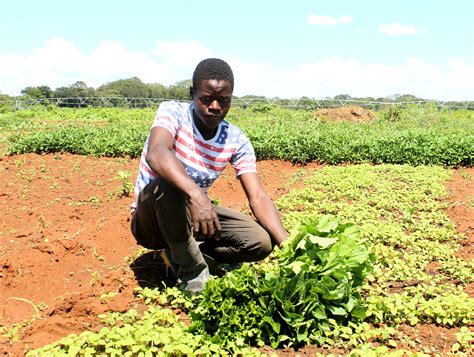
[131,58,287,292]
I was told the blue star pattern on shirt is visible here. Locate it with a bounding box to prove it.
[186,166,215,189]
[215,124,229,144]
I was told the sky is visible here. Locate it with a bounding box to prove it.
[1,0,473,100]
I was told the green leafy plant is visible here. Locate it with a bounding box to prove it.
[3,105,473,166]
[190,215,374,350]
[451,326,473,353]
[28,305,265,356]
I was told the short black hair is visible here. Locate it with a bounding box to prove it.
[192,58,234,92]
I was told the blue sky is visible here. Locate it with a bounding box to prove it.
[1,0,473,100]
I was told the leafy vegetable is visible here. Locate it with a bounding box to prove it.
[189,215,374,349]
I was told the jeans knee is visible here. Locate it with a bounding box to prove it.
[245,230,273,261]
[259,235,274,259]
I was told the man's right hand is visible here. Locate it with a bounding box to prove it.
[188,189,222,241]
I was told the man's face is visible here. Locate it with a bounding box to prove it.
[192,79,232,130]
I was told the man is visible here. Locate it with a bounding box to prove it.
[131,58,287,292]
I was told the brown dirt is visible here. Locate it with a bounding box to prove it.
[0,153,472,356]
[313,105,376,122]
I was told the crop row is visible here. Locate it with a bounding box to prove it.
[2,104,473,166]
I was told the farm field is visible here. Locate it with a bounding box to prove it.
[0,105,473,355]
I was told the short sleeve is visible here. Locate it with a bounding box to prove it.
[151,101,182,137]
[230,133,257,176]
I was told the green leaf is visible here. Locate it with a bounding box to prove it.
[311,306,327,320]
[295,237,308,252]
[68,345,81,356]
[341,224,360,240]
[287,261,307,275]
[273,334,290,349]
[308,235,338,249]
[262,316,281,334]
[296,327,309,342]
[316,215,339,233]
[342,296,356,312]
[327,305,347,316]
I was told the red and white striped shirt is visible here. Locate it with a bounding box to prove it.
[132,101,257,208]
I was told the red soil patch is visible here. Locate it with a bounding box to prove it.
[446,168,474,297]
[313,105,376,122]
[0,153,472,356]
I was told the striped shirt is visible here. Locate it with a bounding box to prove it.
[132,101,257,208]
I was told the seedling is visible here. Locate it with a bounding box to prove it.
[116,170,133,197]
[90,271,102,286]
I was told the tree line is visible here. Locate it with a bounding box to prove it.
[16,77,192,101]
[1,77,431,103]
[0,77,471,110]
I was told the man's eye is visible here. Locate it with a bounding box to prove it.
[201,96,230,106]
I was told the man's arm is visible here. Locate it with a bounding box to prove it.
[238,172,287,246]
[146,127,221,239]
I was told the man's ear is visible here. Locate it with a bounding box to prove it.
[189,86,193,99]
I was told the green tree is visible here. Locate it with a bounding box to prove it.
[0,93,13,113]
[54,81,95,98]
[167,79,191,100]
[54,81,96,107]
[334,94,352,100]
[0,93,12,101]
[97,77,150,98]
[148,83,167,99]
[396,94,422,102]
[21,85,53,99]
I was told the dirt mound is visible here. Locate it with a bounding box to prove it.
[313,105,375,122]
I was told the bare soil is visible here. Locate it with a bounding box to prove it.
[313,105,376,122]
[0,153,472,356]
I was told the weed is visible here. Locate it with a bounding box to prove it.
[459,169,471,180]
[37,214,47,232]
[124,247,151,266]
[49,182,59,190]
[0,320,32,342]
[116,170,133,197]
[99,291,118,304]
[90,271,102,286]
[67,196,101,206]
[13,158,25,167]
[71,161,81,172]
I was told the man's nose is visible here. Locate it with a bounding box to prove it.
[209,100,221,111]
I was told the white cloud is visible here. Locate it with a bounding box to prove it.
[306,14,353,26]
[379,23,419,36]
[152,40,213,65]
[0,38,473,101]
[0,37,210,94]
[232,57,474,101]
